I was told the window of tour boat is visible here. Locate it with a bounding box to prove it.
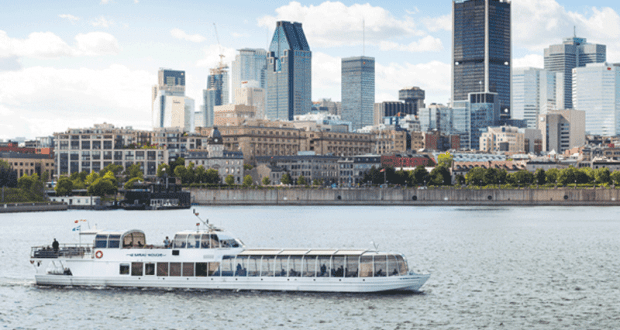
[122,231,146,248]
[173,235,187,248]
[288,256,302,277]
[170,262,181,276]
[196,263,208,277]
[157,263,168,276]
[131,262,143,276]
[108,235,120,248]
[388,255,399,276]
[374,255,387,277]
[396,255,408,275]
[120,264,129,275]
[248,256,260,276]
[332,256,345,277]
[95,235,107,248]
[183,263,194,277]
[260,256,275,276]
[219,256,235,276]
[317,256,330,277]
[360,256,373,277]
[274,256,287,277]
[145,263,155,276]
[346,256,359,278]
[234,256,248,276]
[303,256,317,277]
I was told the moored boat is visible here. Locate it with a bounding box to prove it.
[30,222,429,293]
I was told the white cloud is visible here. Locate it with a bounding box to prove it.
[59,14,80,24]
[379,36,443,52]
[422,14,451,32]
[91,16,114,28]
[231,32,249,39]
[257,1,424,48]
[513,54,545,69]
[196,44,236,69]
[0,65,154,139]
[0,31,119,59]
[312,52,341,96]
[100,0,112,4]
[170,28,206,43]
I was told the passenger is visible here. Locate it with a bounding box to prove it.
[392,269,398,276]
[201,241,209,249]
[52,239,59,253]
[163,236,170,248]
[320,264,327,277]
[376,269,384,277]
[137,241,143,248]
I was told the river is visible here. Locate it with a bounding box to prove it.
[1,206,619,329]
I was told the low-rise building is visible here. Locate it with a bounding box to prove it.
[338,154,381,185]
[0,152,55,179]
[381,154,435,169]
[480,126,525,153]
[184,128,244,184]
[248,164,286,185]
[214,104,256,127]
[539,109,586,154]
[255,153,340,185]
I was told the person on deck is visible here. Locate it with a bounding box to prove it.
[52,238,59,253]
[163,237,170,248]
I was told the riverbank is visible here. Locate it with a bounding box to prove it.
[0,202,68,213]
[190,187,620,206]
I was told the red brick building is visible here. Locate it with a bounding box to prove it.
[381,154,435,168]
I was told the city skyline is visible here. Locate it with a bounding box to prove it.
[1,0,620,139]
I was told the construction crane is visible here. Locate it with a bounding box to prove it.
[211,23,228,75]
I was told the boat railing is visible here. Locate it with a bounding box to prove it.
[30,244,93,259]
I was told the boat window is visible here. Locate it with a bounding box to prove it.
[170,262,181,276]
[317,256,331,277]
[208,262,219,276]
[157,263,168,276]
[196,263,208,277]
[388,255,399,276]
[191,234,201,249]
[220,239,241,248]
[131,262,143,276]
[332,256,345,277]
[288,256,302,277]
[145,263,155,276]
[119,264,130,275]
[360,256,373,277]
[396,255,408,275]
[374,255,387,277]
[220,256,235,277]
[260,256,274,277]
[108,235,121,249]
[248,256,260,277]
[123,232,146,248]
[346,256,359,278]
[235,256,248,276]
[173,235,187,249]
[274,256,288,277]
[95,235,108,248]
[200,234,211,248]
[303,256,317,277]
[183,263,194,277]
[208,234,220,249]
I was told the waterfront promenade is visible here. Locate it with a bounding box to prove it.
[191,187,620,206]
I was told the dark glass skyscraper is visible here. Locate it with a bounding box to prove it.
[452,0,511,118]
[266,21,312,121]
[341,56,375,131]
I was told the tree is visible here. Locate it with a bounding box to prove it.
[411,166,430,186]
[611,171,620,185]
[595,168,611,185]
[483,168,499,186]
[203,169,220,184]
[55,177,73,196]
[125,164,144,180]
[262,176,271,186]
[546,168,560,185]
[100,164,123,177]
[225,175,235,185]
[312,178,323,186]
[170,157,186,176]
[297,175,307,185]
[174,165,189,184]
[244,164,254,171]
[88,178,117,197]
[455,174,466,185]
[393,170,408,185]
[157,163,171,178]
[0,167,17,188]
[195,166,206,183]
[103,171,118,186]
[534,169,546,185]
[124,177,143,190]
[0,160,10,170]
[430,165,451,186]
[18,174,36,191]
[85,172,100,186]
[512,170,534,186]
[557,167,576,186]
[41,171,50,182]
[437,152,453,167]
[281,173,292,185]
[466,167,485,186]
[242,175,253,187]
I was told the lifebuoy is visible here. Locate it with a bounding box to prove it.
[95,250,103,259]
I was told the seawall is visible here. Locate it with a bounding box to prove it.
[0,203,68,213]
[190,188,620,207]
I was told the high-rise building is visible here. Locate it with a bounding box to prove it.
[152,68,195,132]
[573,62,620,136]
[399,87,425,116]
[373,102,413,126]
[418,104,452,133]
[539,109,586,153]
[235,82,265,119]
[200,66,229,128]
[544,36,606,109]
[452,0,511,118]
[312,99,341,116]
[341,56,375,131]
[512,67,564,129]
[266,21,312,121]
[231,49,268,104]
[479,126,524,153]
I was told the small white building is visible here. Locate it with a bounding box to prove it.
[49,196,101,206]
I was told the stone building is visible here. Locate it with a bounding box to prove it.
[0,152,55,179]
[184,127,244,184]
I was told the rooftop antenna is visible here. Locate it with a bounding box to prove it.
[363,18,365,56]
[574,25,576,38]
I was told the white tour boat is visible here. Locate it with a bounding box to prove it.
[30,222,429,293]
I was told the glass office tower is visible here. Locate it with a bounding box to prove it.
[452,0,511,119]
[231,49,268,104]
[266,21,312,121]
[341,56,375,131]
[201,69,229,128]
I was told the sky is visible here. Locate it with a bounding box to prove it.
[1,0,620,140]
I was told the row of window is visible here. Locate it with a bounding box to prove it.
[120,254,407,279]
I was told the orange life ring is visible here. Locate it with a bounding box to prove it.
[95,250,103,259]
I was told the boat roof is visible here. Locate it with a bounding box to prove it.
[237,249,396,256]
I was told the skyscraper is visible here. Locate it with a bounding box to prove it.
[231,49,268,104]
[573,63,620,136]
[152,68,195,132]
[341,56,375,131]
[200,65,229,128]
[266,21,312,121]
[512,67,564,129]
[399,87,425,116]
[452,0,511,118]
[544,36,606,109]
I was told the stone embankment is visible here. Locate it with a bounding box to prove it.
[0,203,68,213]
[190,187,620,206]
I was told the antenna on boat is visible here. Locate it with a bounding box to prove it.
[193,209,210,230]
[370,241,379,251]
